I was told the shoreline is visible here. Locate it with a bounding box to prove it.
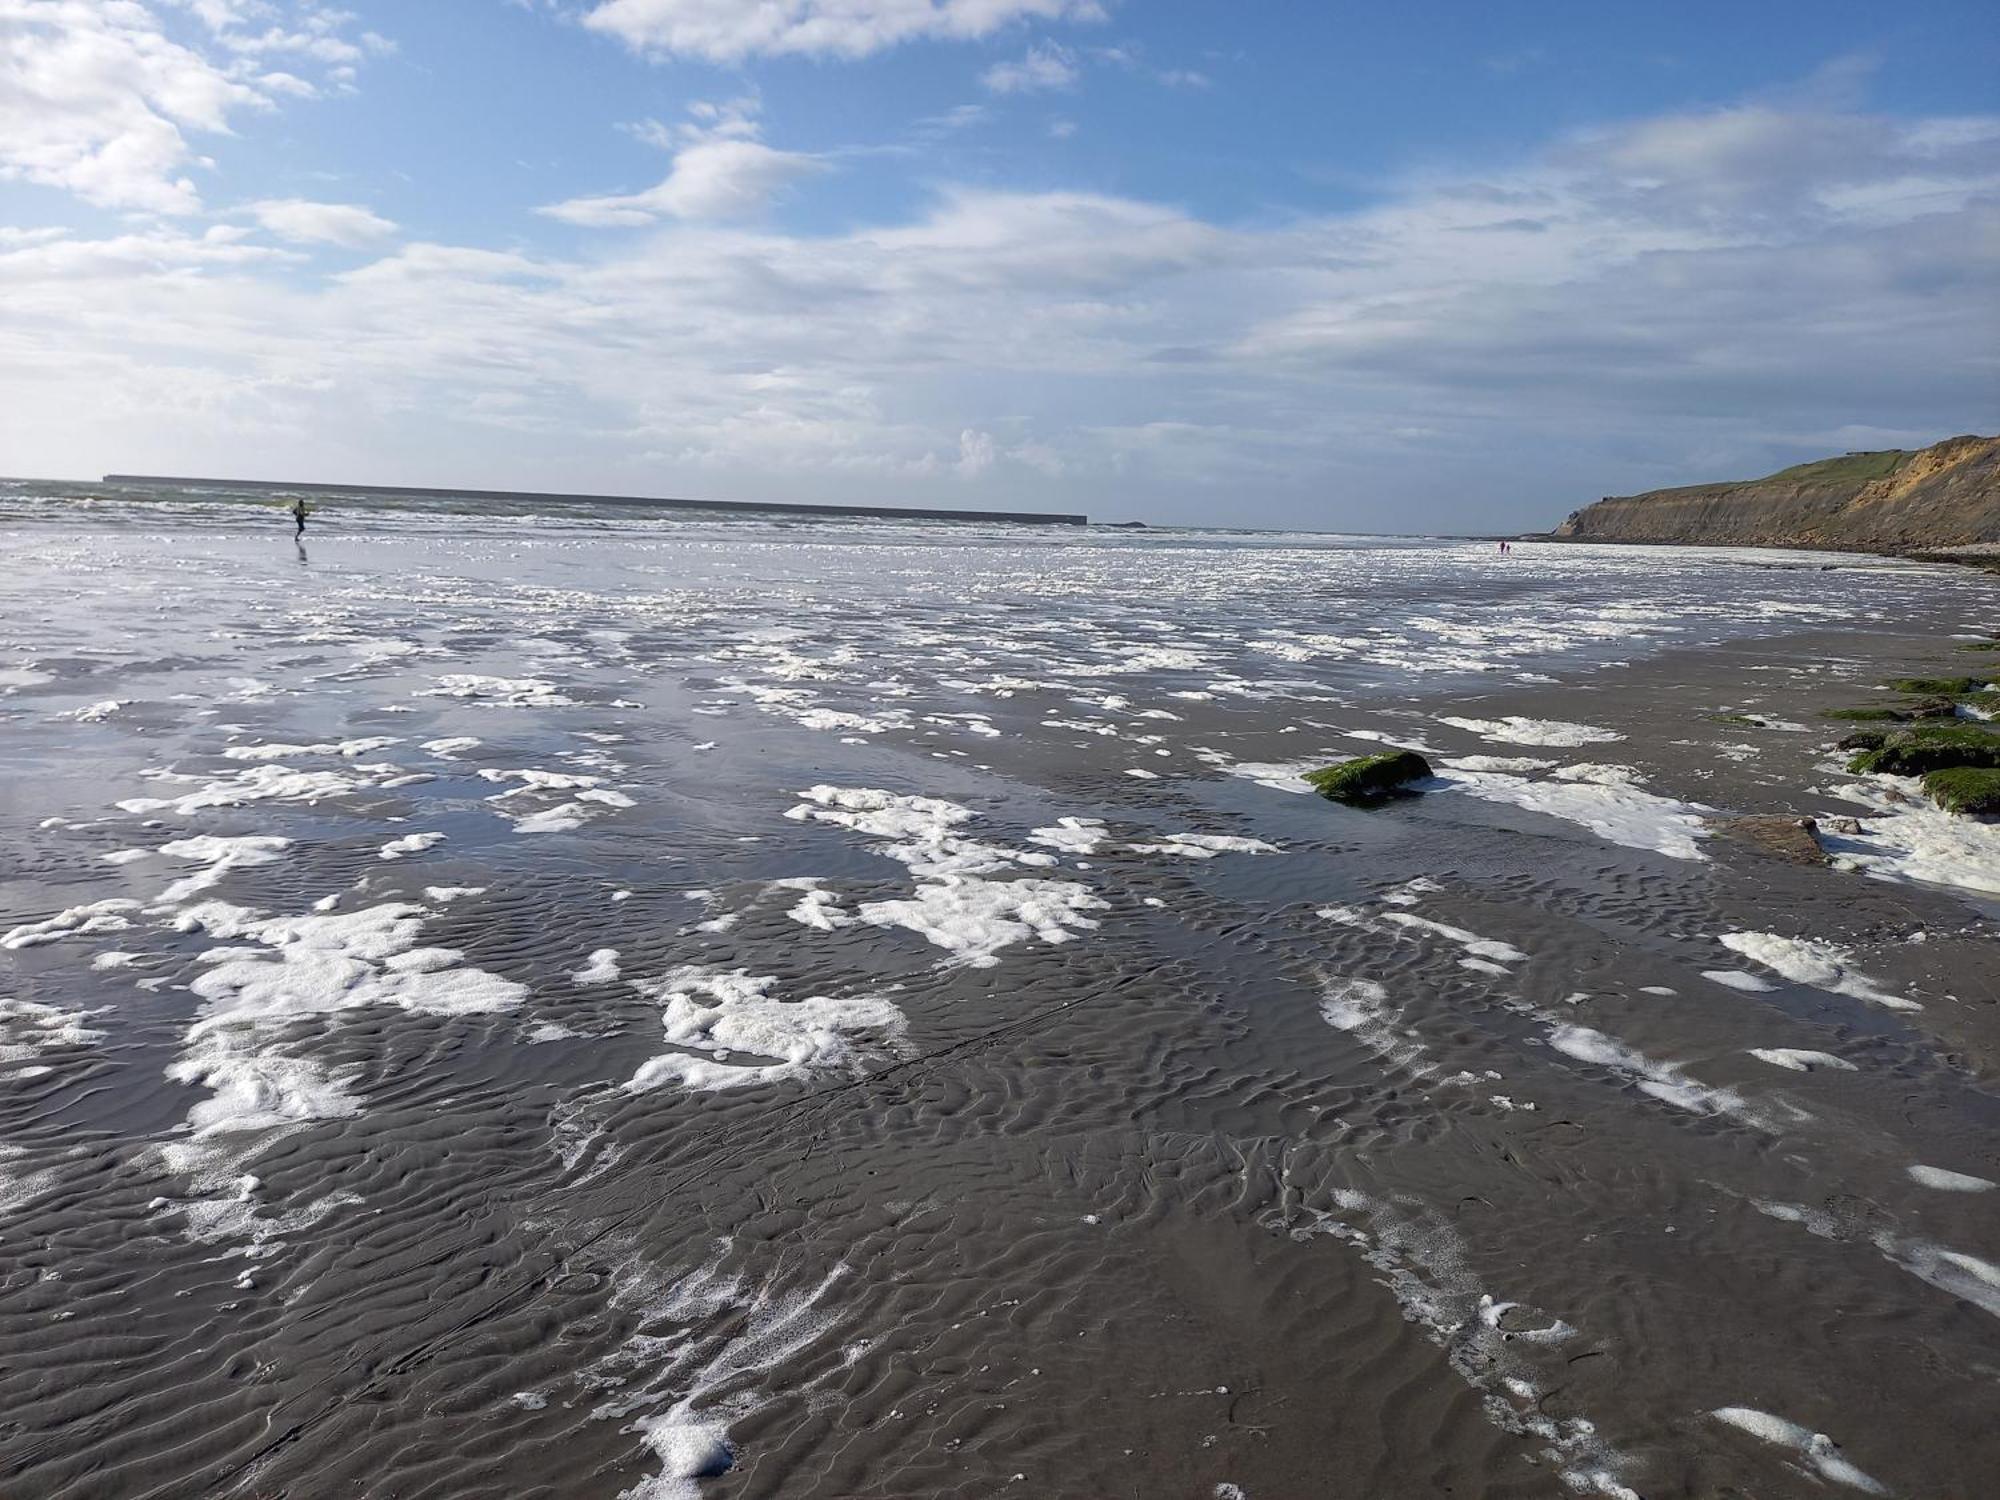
[99,471,1092,527]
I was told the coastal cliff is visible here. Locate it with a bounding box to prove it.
[1552,434,2000,553]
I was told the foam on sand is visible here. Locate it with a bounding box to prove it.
[1748,1048,1857,1073]
[1318,977,1430,1076]
[1125,832,1280,859]
[154,833,293,903]
[423,674,575,707]
[572,948,621,984]
[0,999,106,1061]
[378,831,446,860]
[117,761,401,816]
[1547,1024,1759,1123]
[1709,1408,1888,1494]
[1440,769,1710,861]
[1437,716,1624,747]
[3,898,142,949]
[1907,1164,1994,1192]
[787,786,1105,965]
[1717,932,1920,1012]
[626,967,904,1091]
[1292,1189,1635,1499]
[1820,779,2000,897]
[165,898,527,1182]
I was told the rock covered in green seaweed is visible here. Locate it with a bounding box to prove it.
[1921,767,2000,815]
[1886,676,1985,697]
[1847,722,2000,776]
[1304,750,1433,804]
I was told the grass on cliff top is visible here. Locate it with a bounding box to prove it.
[1753,449,1909,488]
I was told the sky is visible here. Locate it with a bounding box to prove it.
[1,1,1996,530]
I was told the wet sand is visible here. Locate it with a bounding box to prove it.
[0,501,1996,1499]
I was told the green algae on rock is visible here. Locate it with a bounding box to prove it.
[1921,767,2000,815]
[1886,676,1984,697]
[1304,750,1433,804]
[1847,722,2000,776]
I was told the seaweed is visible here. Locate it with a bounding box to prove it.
[1303,750,1433,804]
[1920,767,2000,816]
[1846,722,2000,776]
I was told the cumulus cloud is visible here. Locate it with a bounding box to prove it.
[251,198,397,245]
[544,140,824,225]
[0,0,382,213]
[543,98,826,226]
[579,0,1105,62]
[4,97,1996,525]
[981,41,1077,94]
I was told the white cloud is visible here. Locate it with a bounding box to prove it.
[3,100,1995,527]
[981,41,1077,94]
[543,139,825,224]
[251,198,396,245]
[543,99,826,226]
[580,0,1105,63]
[0,0,382,213]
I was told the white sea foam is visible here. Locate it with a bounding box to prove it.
[1820,780,2000,897]
[626,968,904,1091]
[2,898,142,949]
[1907,1164,1994,1192]
[1748,1048,1856,1073]
[1547,1025,1757,1122]
[153,834,293,903]
[1703,969,1777,992]
[572,948,622,984]
[1126,832,1280,859]
[424,674,574,707]
[1438,716,1624,747]
[1441,754,1556,774]
[222,736,400,760]
[1753,1198,2000,1321]
[1441,770,1710,861]
[1710,1408,1887,1494]
[1291,1189,1633,1498]
[0,999,106,1061]
[378,831,446,860]
[1029,817,1108,854]
[1717,932,1920,1011]
[1318,977,1429,1075]
[117,761,398,816]
[421,736,482,757]
[64,698,127,721]
[857,879,1104,968]
[163,899,526,1182]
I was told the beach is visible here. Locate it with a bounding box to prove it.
[1,481,1997,1500]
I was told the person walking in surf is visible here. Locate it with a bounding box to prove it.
[291,497,310,539]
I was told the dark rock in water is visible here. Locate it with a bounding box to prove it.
[1837,728,1892,752]
[1709,815,1827,864]
[1818,815,1866,835]
[1921,767,2000,815]
[1848,722,2000,775]
[1304,750,1432,804]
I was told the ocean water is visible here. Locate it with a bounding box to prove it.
[2,480,1997,1499]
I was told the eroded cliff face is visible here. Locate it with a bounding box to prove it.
[1553,435,2000,552]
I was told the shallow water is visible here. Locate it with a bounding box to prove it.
[1,486,1996,1499]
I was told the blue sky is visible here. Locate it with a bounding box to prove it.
[1,0,1995,528]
